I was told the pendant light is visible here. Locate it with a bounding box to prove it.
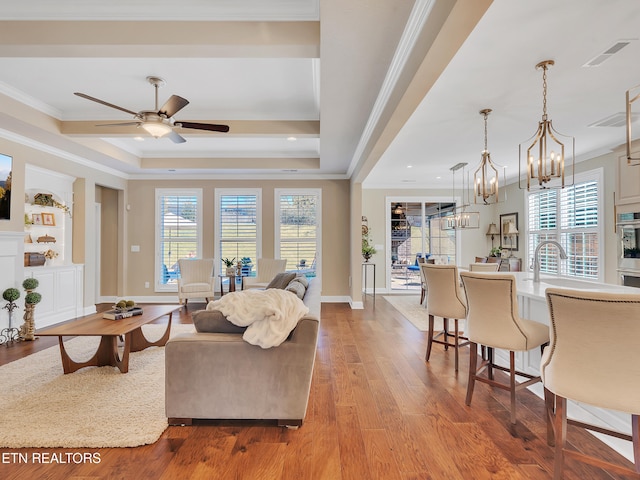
[441,162,480,230]
[519,60,575,190]
[473,109,505,204]
[626,84,640,164]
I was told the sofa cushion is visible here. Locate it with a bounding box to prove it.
[266,272,296,290]
[285,279,307,299]
[193,309,246,334]
[294,275,309,288]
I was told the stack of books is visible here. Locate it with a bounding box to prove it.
[103,307,144,320]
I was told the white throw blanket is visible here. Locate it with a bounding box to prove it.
[206,289,310,348]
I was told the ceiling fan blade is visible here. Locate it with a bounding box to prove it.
[178,121,230,133]
[159,95,189,118]
[74,92,139,116]
[168,130,186,144]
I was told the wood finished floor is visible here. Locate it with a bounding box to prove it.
[0,298,635,479]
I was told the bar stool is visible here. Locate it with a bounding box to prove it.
[460,272,549,424]
[423,264,469,372]
[469,262,500,272]
[543,288,640,479]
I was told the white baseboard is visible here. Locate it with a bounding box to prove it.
[349,300,364,309]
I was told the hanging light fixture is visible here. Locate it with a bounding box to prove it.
[626,84,640,165]
[441,162,480,230]
[473,109,505,204]
[519,60,575,190]
[393,203,404,215]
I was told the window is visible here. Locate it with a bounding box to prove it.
[526,169,602,280]
[275,189,321,277]
[215,189,261,276]
[155,188,202,291]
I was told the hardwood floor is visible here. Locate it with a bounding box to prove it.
[0,298,634,479]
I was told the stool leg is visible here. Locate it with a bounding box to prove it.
[425,314,435,362]
[509,350,517,424]
[544,387,555,446]
[553,396,568,480]
[454,318,460,372]
[443,318,449,351]
[465,341,478,406]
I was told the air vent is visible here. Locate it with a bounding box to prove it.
[583,40,634,67]
[589,112,639,128]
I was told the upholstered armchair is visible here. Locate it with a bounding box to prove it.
[177,258,216,307]
[242,258,287,290]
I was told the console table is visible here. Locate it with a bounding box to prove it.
[362,262,375,306]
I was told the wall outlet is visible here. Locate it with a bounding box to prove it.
[144,281,150,289]
[131,245,140,252]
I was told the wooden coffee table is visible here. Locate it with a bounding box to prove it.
[36,304,180,374]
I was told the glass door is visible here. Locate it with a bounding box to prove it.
[389,200,456,291]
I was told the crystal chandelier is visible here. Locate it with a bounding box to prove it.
[441,162,479,230]
[519,60,575,190]
[473,109,505,204]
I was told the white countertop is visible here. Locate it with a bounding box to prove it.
[509,272,640,301]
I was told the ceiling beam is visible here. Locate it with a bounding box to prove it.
[61,120,320,137]
[0,21,320,58]
[141,157,319,170]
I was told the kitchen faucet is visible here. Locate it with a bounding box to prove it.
[533,240,567,282]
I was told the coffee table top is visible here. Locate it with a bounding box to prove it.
[36,304,181,337]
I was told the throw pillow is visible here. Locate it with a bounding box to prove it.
[285,279,307,299]
[294,275,309,288]
[193,309,246,334]
[266,272,297,290]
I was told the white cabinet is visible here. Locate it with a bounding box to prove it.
[24,264,84,329]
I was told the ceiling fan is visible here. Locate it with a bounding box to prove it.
[74,76,230,143]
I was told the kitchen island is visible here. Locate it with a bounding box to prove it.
[490,271,639,460]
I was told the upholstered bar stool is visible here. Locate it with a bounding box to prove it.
[418,258,435,305]
[469,262,500,272]
[543,288,640,479]
[460,272,549,424]
[423,264,469,372]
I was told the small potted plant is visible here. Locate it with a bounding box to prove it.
[2,287,20,341]
[490,247,502,258]
[222,258,236,276]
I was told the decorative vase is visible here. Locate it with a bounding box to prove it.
[226,267,236,276]
[363,253,372,262]
[20,304,36,341]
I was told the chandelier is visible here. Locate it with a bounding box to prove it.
[626,84,640,164]
[519,60,575,190]
[473,109,505,204]
[441,162,479,230]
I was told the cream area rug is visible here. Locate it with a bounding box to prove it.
[383,295,430,331]
[0,323,195,449]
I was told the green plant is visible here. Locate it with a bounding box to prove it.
[25,292,42,305]
[362,228,377,257]
[222,257,236,267]
[241,257,252,265]
[22,277,39,291]
[490,247,502,257]
[2,287,20,302]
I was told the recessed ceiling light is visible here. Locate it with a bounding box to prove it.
[287,136,297,142]
[407,165,413,168]
[436,176,441,179]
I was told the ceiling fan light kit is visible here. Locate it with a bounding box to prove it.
[518,60,575,191]
[74,76,230,143]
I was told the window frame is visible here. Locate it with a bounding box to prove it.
[154,188,203,292]
[525,167,604,281]
[214,188,262,277]
[274,188,322,278]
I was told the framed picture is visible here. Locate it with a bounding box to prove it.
[0,153,11,220]
[500,212,519,252]
[32,213,43,225]
[42,213,56,226]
